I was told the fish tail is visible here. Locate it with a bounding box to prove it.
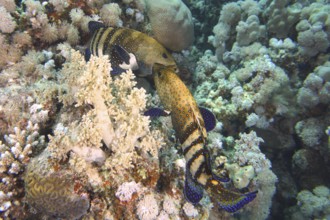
[206,179,257,213]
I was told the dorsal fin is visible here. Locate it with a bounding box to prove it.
[88,21,106,33]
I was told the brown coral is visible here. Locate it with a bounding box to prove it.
[24,150,89,219]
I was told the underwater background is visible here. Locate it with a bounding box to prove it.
[0,0,329,219]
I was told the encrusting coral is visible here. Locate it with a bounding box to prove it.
[225,163,255,189]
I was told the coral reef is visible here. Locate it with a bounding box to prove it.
[286,185,330,219]
[194,0,330,219]
[0,0,329,219]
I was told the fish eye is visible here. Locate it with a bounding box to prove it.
[162,53,168,59]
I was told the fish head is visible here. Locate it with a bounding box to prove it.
[155,48,177,66]
[135,47,177,76]
[152,63,178,84]
[145,44,177,74]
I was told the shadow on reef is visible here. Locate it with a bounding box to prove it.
[255,125,330,220]
[183,0,232,50]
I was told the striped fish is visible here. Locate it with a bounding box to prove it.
[86,21,177,76]
[145,64,257,212]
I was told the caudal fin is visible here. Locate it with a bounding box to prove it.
[206,179,257,213]
[218,190,257,212]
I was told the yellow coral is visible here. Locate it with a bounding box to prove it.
[225,163,255,189]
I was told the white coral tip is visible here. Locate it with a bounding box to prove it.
[0,201,11,212]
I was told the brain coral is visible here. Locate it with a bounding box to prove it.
[141,0,194,51]
[24,150,89,219]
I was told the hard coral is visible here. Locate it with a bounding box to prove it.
[297,61,330,109]
[140,0,194,51]
[136,194,159,220]
[225,163,255,189]
[0,121,45,219]
[24,150,89,219]
[234,131,271,172]
[100,3,123,27]
[0,6,16,33]
[296,2,330,57]
[287,186,330,219]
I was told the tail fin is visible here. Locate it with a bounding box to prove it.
[206,179,257,213]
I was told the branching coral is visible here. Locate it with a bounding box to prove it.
[115,181,141,202]
[286,186,330,219]
[136,194,159,220]
[209,0,264,61]
[100,3,123,27]
[233,131,271,173]
[0,121,45,218]
[194,53,290,129]
[295,117,328,149]
[32,50,168,218]
[297,61,330,109]
[262,0,302,38]
[296,2,330,57]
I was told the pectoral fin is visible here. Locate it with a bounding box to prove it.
[113,45,139,71]
[111,66,126,75]
[199,107,216,132]
[85,48,91,62]
[113,45,130,64]
[144,108,170,117]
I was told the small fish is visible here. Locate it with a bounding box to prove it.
[145,64,257,212]
[86,21,177,75]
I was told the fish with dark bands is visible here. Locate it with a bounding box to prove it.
[86,21,177,76]
[146,64,257,213]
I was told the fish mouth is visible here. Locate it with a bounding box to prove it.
[153,63,178,73]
